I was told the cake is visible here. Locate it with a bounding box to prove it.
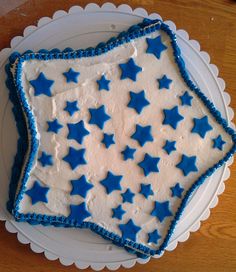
[5,18,236,258]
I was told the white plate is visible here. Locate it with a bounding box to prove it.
[0,3,234,270]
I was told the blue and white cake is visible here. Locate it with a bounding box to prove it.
[5,19,236,258]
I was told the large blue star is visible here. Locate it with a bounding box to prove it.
[213,135,226,150]
[68,202,91,224]
[63,147,86,170]
[102,133,115,148]
[64,101,79,116]
[47,119,63,134]
[112,205,126,220]
[29,72,54,97]
[151,201,172,223]
[163,140,176,155]
[191,116,213,138]
[163,106,184,129]
[119,58,142,81]
[119,219,141,241]
[148,230,161,244]
[140,183,154,199]
[96,74,111,91]
[131,124,153,147]
[121,146,136,161]
[25,181,49,205]
[180,91,193,106]
[158,75,172,90]
[171,183,184,198]
[70,175,93,198]
[127,90,150,114]
[100,171,122,194]
[38,151,53,167]
[121,189,135,203]
[63,68,80,83]
[176,154,198,176]
[89,105,110,129]
[146,35,167,59]
[138,153,160,176]
[67,121,89,145]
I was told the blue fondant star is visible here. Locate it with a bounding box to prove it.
[67,121,89,145]
[176,154,198,176]
[213,135,226,150]
[100,171,122,194]
[127,90,150,114]
[121,146,136,161]
[38,151,53,167]
[146,35,167,59]
[63,147,86,170]
[112,205,126,220]
[171,183,184,198]
[47,119,63,133]
[97,74,111,91]
[102,133,115,148]
[138,153,160,176]
[151,201,172,223]
[140,183,154,199]
[25,181,49,205]
[191,116,213,138]
[158,75,172,90]
[163,106,184,129]
[121,189,135,203]
[70,175,93,198]
[163,140,176,155]
[119,58,142,81]
[148,230,161,244]
[180,91,193,106]
[63,68,80,83]
[64,101,79,116]
[89,105,110,129]
[119,219,141,241]
[29,72,54,97]
[131,124,153,147]
[68,202,91,224]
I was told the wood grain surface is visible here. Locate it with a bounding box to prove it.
[0,1,236,271]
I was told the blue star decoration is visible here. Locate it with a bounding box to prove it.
[121,189,135,203]
[100,171,122,194]
[63,147,86,170]
[63,68,80,83]
[127,90,150,114]
[25,181,49,205]
[29,72,54,97]
[148,230,161,244]
[140,183,154,199]
[191,116,213,138]
[158,75,172,90]
[64,101,79,116]
[163,106,184,129]
[131,124,153,147]
[119,219,141,241]
[38,151,53,167]
[119,58,142,81]
[146,36,167,59]
[121,145,136,161]
[180,91,193,106]
[163,140,176,155]
[102,133,115,148]
[112,205,126,220]
[151,201,172,223]
[176,154,198,176]
[68,202,91,224]
[70,175,93,198]
[47,119,63,133]
[171,183,184,198]
[96,74,111,91]
[138,153,160,176]
[213,135,226,151]
[89,105,110,129]
[67,120,89,145]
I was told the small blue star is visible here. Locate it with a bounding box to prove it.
[140,183,154,199]
[100,171,122,194]
[176,154,198,176]
[97,74,111,91]
[64,101,79,116]
[191,116,213,138]
[180,91,193,106]
[127,90,150,114]
[151,201,172,223]
[148,230,161,244]
[70,175,93,198]
[213,135,226,150]
[146,35,167,59]
[119,219,141,241]
[89,105,110,129]
[163,106,184,129]
[63,147,86,170]
[29,72,54,97]
[121,146,136,160]
[121,189,135,203]
[68,202,91,224]
[102,133,115,148]
[163,140,176,155]
[171,183,184,198]
[119,58,142,81]
[112,205,126,220]
[138,153,160,176]
[25,181,49,205]
[131,124,153,147]
[67,121,89,145]
[47,119,63,134]
[158,75,172,90]
[63,68,80,83]
[38,151,53,167]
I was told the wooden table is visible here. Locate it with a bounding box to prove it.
[0,1,236,271]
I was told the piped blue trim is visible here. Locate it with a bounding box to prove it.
[5,18,236,258]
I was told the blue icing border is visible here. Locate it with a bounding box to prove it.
[5,18,236,258]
